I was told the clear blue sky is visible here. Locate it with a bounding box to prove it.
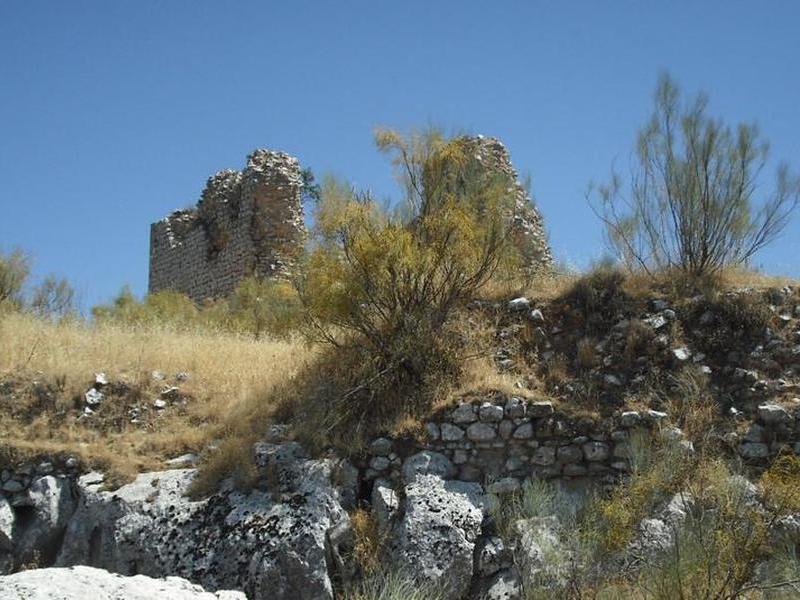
[1,1,799,310]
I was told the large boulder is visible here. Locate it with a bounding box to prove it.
[391,473,486,600]
[0,495,14,574]
[0,565,245,599]
[55,442,355,600]
[514,515,564,590]
[14,475,77,569]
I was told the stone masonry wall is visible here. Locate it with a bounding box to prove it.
[362,396,681,494]
[148,150,306,303]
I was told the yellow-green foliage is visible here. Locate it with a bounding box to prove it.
[597,431,693,552]
[92,278,303,339]
[289,128,521,446]
[351,508,382,576]
[227,278,302,339]
[761,451,800,513]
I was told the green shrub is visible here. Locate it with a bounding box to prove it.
[228,277,302,339]
[293,128,522,444]
[591,72,799,281]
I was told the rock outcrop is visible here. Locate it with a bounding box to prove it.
[391,473,486,600]
[1,442,355,600]
[0,565,245,599]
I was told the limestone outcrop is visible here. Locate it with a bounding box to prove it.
[0,565,245,599]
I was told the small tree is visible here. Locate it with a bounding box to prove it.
[30,275,76,318]
[0,248,30,309]
[591,73,799,280]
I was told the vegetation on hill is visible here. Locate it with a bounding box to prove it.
[1,74,800,597]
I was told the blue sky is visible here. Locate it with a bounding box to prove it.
[1,1,798,310]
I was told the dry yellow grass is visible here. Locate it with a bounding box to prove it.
[0,311,312,483]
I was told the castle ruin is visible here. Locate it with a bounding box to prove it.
[148,138,551,303]
[148,150,306,303]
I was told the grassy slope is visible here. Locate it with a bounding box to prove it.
[0,311,310,482]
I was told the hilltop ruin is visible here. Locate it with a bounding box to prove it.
[148,138,551,302]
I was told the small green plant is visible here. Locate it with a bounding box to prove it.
[343,570,446,600]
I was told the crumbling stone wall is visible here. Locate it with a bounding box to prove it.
[464,136,553,273]
[362,398,677,492]
[148,149,306,302]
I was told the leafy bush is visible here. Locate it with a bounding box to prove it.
[228,277,303,339]
[293,129,522,444]
[688,290,775,355]
[0,248,30,310]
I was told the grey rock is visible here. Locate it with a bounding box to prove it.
[739,442,770,459]
[425,422,440,441]
[368,437,393,456]
[0,566,245,599]
[84,388,103,406]
[467,422,497,442]
[451,404,477,424]
[487,477,521,495]
[556,445,583,464]
[369,456,390,472]
[620,411,642,427]
[165,453,199,467]
[498,420,515,439]
[476,536,512,576]
[582,441,610,462]
[528,402,554,417]
[1,481,23,494]
[391,474,485,600]
[56,442,353,600]
[562,464,588,477]
[440,423,465,442]
[504,397,526,419]
[16,476,77,568]
[672,347,692,362]
[482,568,522,600]
[743,423,765,443]
[372,479,399,534]
[508,297,530,312]
[514,516,563,590]
[758,404,792,425]
[512,422,534,439]
[529,308,544,323]
[479,403,504,423]
[531,446,556,466]
[402,451,456,483]
[644,409,668,423]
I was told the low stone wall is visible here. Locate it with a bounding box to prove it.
[1,456,79,499]
[362,396,675,492]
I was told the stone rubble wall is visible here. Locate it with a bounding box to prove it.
[148,150,306,303]
[363,397,673,492]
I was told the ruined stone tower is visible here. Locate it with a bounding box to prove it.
[463,135,553,272]
[148,150,306,303]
